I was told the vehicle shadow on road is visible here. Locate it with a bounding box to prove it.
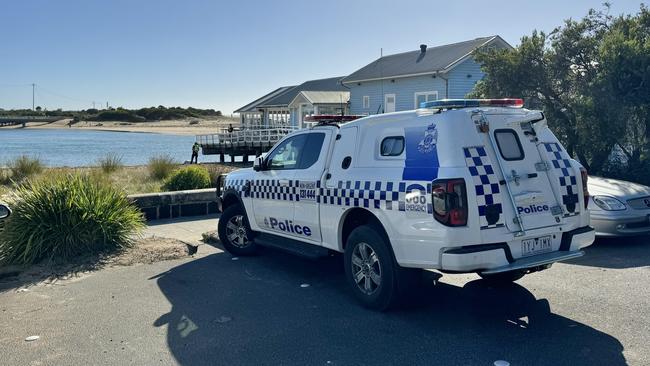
[565,236,650,269]
[153,249,625,366]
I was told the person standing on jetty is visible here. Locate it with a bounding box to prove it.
[191,142,200,164]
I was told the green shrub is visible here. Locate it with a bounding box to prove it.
[97,153,123,174]
[0,173,145,265]
[7,155,43,181]
[163,165,211,191]
[148,154,176,180]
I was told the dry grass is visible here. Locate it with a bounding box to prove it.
[0,163,237,199]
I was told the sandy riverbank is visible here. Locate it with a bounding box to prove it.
[0,117,238,136]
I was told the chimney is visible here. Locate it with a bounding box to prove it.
[420,44,427,53]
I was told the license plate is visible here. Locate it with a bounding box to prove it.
[521,236,552,257]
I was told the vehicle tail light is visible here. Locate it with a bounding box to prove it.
[580,168,589,209]
[432,179,468,226]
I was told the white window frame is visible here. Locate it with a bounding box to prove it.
[414,91,439,108]
[362,95,370,109]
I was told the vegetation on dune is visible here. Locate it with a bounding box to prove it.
[471,4,650,184]
[97,153,124,174]
[3,155,44,183]
[0,173,145,265]
[0,105,223,122]
[163,165,212,191]
[147,154,176,180]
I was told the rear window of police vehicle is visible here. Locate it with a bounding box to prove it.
[494,129,524,161]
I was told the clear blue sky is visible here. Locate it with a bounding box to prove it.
[0,0,643,114]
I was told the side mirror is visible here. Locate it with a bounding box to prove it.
[0,204,11,220]
[253,156,264,171]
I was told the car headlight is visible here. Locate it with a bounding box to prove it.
[592,196,627,211]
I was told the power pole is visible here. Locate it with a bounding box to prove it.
[31,83,35,111]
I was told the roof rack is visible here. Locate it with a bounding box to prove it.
[305,115,365,127]
[420,98,523,109]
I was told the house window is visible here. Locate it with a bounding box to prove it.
[414,91,438,108]
[363,96,370,109]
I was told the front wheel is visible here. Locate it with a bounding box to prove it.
[344,225,401,311]
[217,204,257,256]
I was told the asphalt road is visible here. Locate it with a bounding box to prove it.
[1,236,648,366]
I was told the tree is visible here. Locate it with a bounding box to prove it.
[471,6,626,174]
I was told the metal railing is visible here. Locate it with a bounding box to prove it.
[196,127,299,146]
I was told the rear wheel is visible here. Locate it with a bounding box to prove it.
[478,270,526,285]
[218,204,257,256]
[344,225,414,310]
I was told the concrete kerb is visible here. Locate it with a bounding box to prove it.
[129,188,219,221]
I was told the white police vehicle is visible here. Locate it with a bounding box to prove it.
[216,99,595,310]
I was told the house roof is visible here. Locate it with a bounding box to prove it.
[341,36,511,84]
[258,77,348,108]
[290,91,350,106]
[234,86,296,113]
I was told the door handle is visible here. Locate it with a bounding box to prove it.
[278,179,290,187]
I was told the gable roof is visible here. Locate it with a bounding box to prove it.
[234,85,296,113]
[290,91,350,107]
[341,36,511,84]
[258,76,347,108]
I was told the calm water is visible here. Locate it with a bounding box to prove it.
[0,129,224,167]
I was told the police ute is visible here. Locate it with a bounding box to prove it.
[216,99,595,310]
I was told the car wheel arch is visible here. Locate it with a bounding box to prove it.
[339,207,393,254]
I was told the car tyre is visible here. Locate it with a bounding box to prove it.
[478,270,526,285]
[344,225,405,311]
[218,204,257,256]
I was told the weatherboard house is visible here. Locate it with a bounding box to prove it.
[234,77,349,130]
[341,36,512,114]
[234,36,511,130]
[203,36,513,161]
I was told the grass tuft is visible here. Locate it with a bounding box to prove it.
[148,155,176,180]
[6,155,43,182]
[0,172,145,265]
[97,153,123,174]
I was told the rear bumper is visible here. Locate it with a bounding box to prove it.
[440,226,594,273]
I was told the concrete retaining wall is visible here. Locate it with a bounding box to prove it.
[129,188,218,221]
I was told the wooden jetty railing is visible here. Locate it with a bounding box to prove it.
[196,127,299,162]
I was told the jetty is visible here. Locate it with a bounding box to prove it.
[196,127,297,163]
[0,116,64,127]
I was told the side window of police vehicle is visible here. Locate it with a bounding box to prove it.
[380,136,404,156]
[494,129,524,161]
[266,133,325,170]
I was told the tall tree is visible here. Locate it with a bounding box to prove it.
[470,5,635,174]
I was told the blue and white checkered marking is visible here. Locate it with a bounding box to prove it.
[463,146,504,230]
[318,180,432,213]
[224,178,248,197]
[226,178,432,213]
[251,179,299,201]
[543,142,579,216]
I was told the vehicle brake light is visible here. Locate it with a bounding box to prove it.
[580,168,589,209]
[432,179,468,226]
[420,98,524,109]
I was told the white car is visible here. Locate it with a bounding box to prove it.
[216,99,595,310]
[588,176,650,236]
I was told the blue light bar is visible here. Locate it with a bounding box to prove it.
[420,98,524,109]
